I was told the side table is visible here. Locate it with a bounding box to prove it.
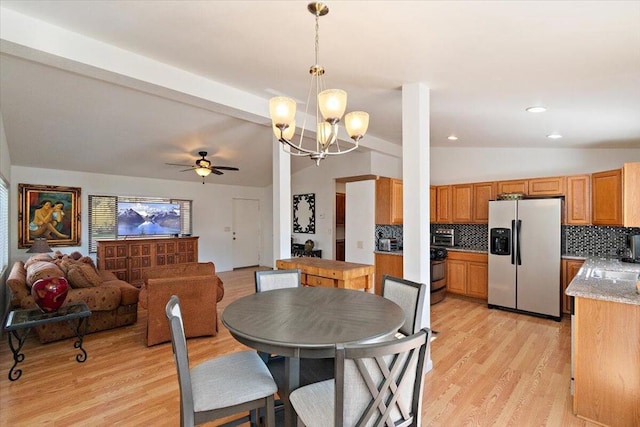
[3,302,91,381]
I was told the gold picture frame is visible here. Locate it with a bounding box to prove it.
[18,184,81,248]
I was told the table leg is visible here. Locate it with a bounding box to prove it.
[283,356,300,427]
[67,316,89,363]
[7,327,32,381]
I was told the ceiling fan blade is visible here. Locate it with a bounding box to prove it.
[179,168,196,172]
[211,169,224,175]
[211,166,239,171]
[166,163,195,167]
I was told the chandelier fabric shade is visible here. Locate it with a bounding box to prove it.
[269,2,370,165]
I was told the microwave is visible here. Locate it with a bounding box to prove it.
[432,228,457,247]
[378,238,398,252]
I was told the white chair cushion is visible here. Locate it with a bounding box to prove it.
[191,350,277,412]
[290,379,335,427]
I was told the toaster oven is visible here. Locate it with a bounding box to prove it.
[378,238,398,252]
[432,228,457,247]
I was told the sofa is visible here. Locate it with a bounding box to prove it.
[6,252,140,343]
[138,262,224,346]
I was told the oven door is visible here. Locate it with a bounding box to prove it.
[431,260,445,282]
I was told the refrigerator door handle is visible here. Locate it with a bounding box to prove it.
[511,220,516,265]
[516,219,522,265]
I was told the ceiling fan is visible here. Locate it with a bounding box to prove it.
[166,151,239,184]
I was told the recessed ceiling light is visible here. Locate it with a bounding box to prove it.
[547,133,563,139]
[447,135,458,141]
[526,106,547,113]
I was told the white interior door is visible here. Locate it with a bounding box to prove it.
[232,198,260,269]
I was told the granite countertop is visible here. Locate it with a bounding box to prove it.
[374,250,404,256]
[565,257,640,306]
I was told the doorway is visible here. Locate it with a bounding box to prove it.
[232,198,260,269]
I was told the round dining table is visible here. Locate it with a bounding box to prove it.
[222,286,404,427]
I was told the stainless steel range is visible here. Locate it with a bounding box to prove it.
[430,247,447,304]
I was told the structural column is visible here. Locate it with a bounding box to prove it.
[401,83,431,325]
[272,136,291,265]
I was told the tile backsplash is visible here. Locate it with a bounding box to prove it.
[377,223,640,256]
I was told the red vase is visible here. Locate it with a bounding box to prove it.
[31,277,69,313]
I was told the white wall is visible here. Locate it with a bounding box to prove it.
[10,166,270,272]
[0,115,9,181]
[345,180,375,266]
[430,147,640,184]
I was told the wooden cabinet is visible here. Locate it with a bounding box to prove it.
[565,175,590,225]
[335,239,345,261]
[561,258,584,314]
[592,169,622,226]
[573,297,640,426]
[472,181,497,223]
[623,162,640,227]
[374,253,403,295]
[376,178,403,224]
[97,237,199,287]
[430,186,436,223]
[436,185,452,223]
[335,192,345,226]
[497,179,528,195]
[451,184,473,223]
[528,176,565,196]
[445,251,488,299]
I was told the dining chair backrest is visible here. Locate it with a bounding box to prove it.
[165,295,196,425]
[381,275,427,336]
[254,269,301,293]
[335,327,432,426]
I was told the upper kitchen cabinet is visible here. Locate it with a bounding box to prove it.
[335,192,345,226]
[451,184,473,223]
[623,162,640,227]
[376,177,403,224]
[430,186,436,223]
[473,181,497,223]
[497,179,528,195]
[436,185,452,223]
[592,168,623,226]
[565,175,591,225]
[528,176,565,196]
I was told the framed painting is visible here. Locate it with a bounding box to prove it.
[18,184,81,248]
[293,193,315,234]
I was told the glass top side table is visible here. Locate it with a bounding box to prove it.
[3,302,91,381]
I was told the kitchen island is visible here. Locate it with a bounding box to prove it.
[565,257,640,427]
[276,258,375,292]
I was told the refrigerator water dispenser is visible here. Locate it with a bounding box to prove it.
[490,228,511,255]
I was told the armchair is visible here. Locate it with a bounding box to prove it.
[139,262,224,346]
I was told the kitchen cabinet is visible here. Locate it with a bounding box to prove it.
[451,184,473,223]
[573,297,640,426]
[374,252,403,295]
[430,186,436,223]
[472,181,497,223]
[335,192,345,226]
[436,185,452,223]
[446,251,488,299]
[561,258,584,314]
[497,179,528,195]
[565,175,591,225]
[376,178,403,225]
[97,236,199,287]
[623,162,640,227]
[592,168,622,226]
[528,176,565,196]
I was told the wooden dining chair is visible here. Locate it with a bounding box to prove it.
[165,295,277,427]
[381,275,428,337]
[289,327,432,427]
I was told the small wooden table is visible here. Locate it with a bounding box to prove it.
[276,257,375,292]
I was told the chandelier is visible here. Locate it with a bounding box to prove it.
[269,2,369,165]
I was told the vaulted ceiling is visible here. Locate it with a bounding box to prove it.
[1,1,639,187]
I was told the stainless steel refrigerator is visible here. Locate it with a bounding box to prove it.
[488,198,562,321]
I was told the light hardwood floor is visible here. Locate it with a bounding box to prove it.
[1,267,596,426]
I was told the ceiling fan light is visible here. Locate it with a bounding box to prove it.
[318,89,347,122]
[345,111,369,140]
[195,167,212,177]
[269,96,296,128]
